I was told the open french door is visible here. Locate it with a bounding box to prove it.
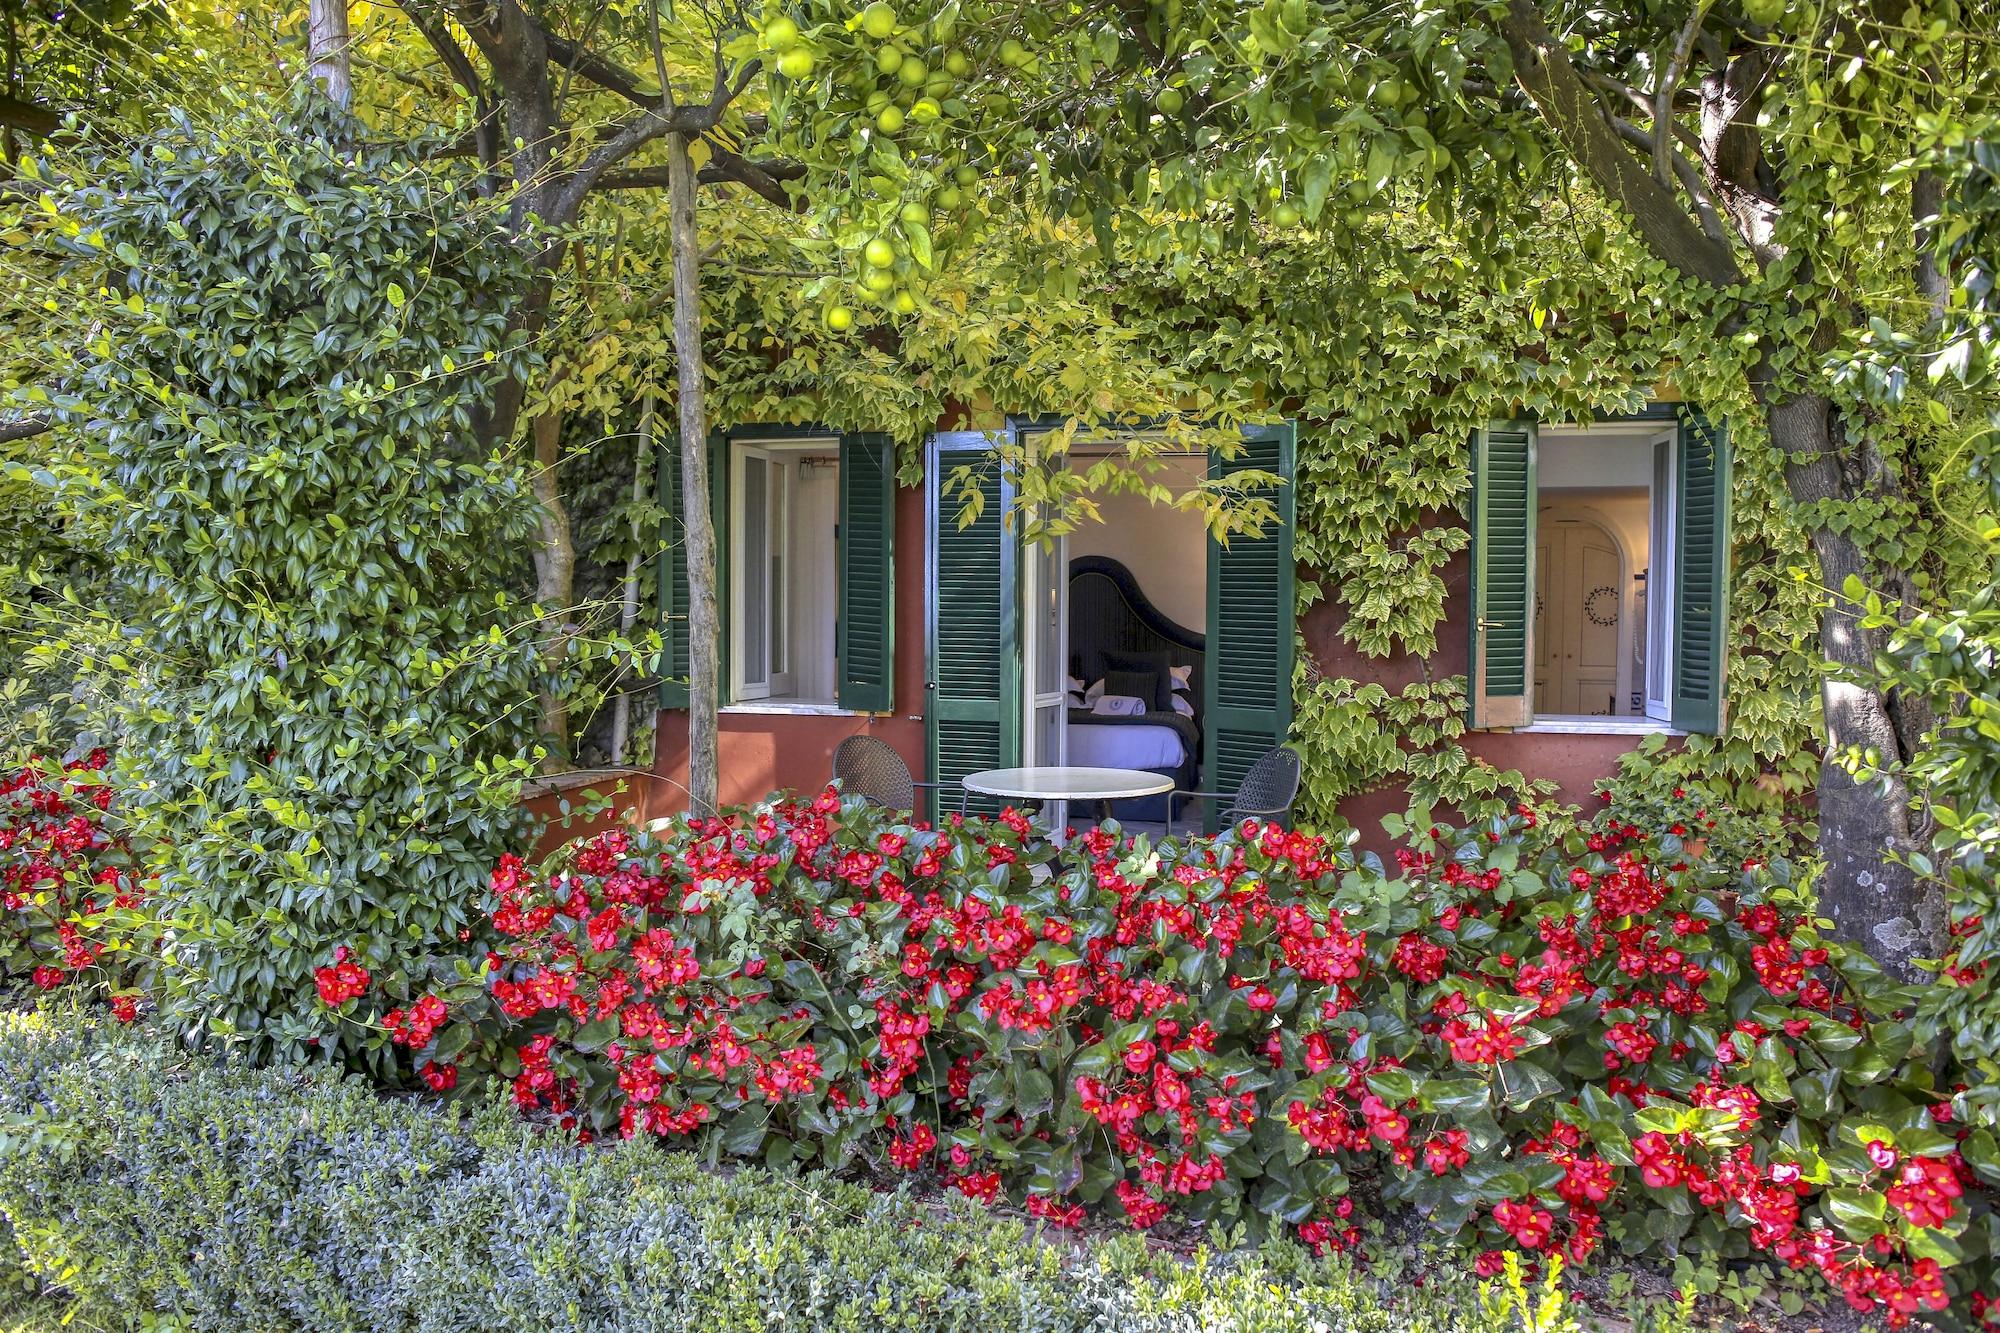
[1021,521,1069,768]
[1205,423,1297,833]
[924,430,1020,819]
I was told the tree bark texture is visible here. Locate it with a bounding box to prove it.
[530,409,575,770]
[1763,393,1943,975]
[607,396,655,766]
[308,0,353,109]
[667,132,721,815]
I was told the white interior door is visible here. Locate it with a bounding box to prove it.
[1644,437,1675,721]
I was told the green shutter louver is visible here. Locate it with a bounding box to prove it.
[838,432,896,713]
[1671,413,1730,734]
[657,433,691,709]
[655,432,726,710]
[1469,421,1538,729]
[925,431,1019,821]
[1205,422,1297,833]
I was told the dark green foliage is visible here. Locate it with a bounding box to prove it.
[0,1011,1558,1333]
[15,97,546,1066]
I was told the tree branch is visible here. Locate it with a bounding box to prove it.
[1610,116,1729,247]
[0,92,57,137]
[543,24,656,110]
[0,414,51,444]
[597,147,805,210]
[399,4,499,178]
[1495,0,1742,289]
[1653,0,1712,187]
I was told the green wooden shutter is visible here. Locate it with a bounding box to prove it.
[1204,422,1297,833]
[655,432,726,710]
[838,433,896,712]
[656,433,691,709]
[925,430,1019,820]
[1469,421,1537,729]
[1671,413,1731,734]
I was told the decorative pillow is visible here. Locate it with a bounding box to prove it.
[1171,693,1195,718]
[1084,677,1107,704]
[1169,663,1193,690]
[1067,675,1086,694]
[1100,668,1162,711]
[1100,650,1175,710]
[1067,691,1086,708]
[1091,694,1148,717]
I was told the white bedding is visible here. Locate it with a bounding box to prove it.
[1066,721,1188,771]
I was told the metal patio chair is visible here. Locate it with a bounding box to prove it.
[830,735,959,815]
[1166,746,1302,835]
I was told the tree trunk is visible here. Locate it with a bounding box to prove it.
[1764,392,1943,978]
[530,409,575,770]
[307,0,353,109]
[607,394,655,766]
[666,132,720,815]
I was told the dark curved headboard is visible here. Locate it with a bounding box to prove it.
[1067,554,1205,709]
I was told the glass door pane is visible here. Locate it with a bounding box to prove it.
[1644,438,1674,720]
[1022,530,1068,766]
[733,450,772,699]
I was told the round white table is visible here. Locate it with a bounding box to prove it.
[961,766,1175,839]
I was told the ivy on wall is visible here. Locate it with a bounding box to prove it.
[535,163,1979,830]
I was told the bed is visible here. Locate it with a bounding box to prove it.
[1066,555,1204,822]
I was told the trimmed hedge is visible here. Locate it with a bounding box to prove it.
[0,1010,1578,1333]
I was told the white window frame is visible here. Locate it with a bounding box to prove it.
[1518,423,1685,736]
[730,437,853,706]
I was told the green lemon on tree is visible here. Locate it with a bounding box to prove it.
[936,185,963,208]
[953,163,978,187]
[777,48,815,79]
[877,45,903,74]
[875,104,905,133]
[892,290,918,314]
[860,1,896,40]
[897,58,927,87]
[1741,0,1784,25]
[998,37,1026,66]
[863,267,896,293]
[911,97,941,123]
[899,201,930,226]
[1273,200,1301,228]
[944,50,970,77]
[1156,85,1184,114]
[826,305,854,330]
[763,15,799,51]
[863,237,896,268]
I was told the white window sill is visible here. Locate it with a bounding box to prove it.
[1514,716,1684,736]
[721,700,864,717]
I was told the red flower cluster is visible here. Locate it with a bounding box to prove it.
[381,787,1995,1325]
[313,947,371,1006]
[0,752,149,1012]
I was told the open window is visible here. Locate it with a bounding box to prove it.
[1469,411,1729,734]
[656,429,896,714]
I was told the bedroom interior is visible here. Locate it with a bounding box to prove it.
[1042,450,1210,828]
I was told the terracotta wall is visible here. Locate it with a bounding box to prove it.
[648,483,930,818]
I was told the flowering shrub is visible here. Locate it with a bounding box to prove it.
[0,751,147,1014]
[387,790,1996,1327]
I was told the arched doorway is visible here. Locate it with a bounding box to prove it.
[1534,507,1629,716]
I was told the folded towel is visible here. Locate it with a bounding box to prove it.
[1090,693,1148,717]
